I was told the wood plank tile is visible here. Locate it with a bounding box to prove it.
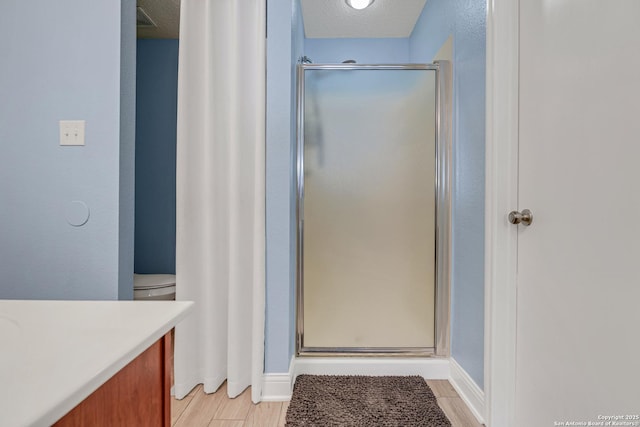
[174,385,225,427]
[171,384,200,425]
[209,421,245,427]
[174,382,483,427]
[213,387,253,420]
[437,397,483,427]
[277,401,289,427]
[426,380,459,398]
[244,402,283,427]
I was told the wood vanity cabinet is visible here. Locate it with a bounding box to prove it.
[54,332,172,427]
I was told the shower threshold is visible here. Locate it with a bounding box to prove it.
[297,347,437,357]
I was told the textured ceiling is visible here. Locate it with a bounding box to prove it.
[137,0,180,39]
[301,0,427,38]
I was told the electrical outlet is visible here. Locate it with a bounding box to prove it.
[59,120,85,146]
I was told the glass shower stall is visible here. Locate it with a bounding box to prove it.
[296,63,451,356]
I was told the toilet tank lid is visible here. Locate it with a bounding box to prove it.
[134,273,176,290]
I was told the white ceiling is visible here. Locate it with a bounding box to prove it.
[136,0,428,40]
[300,0,427,39]
[137,0,180,39]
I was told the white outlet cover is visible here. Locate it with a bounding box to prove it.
[59,120,85,146]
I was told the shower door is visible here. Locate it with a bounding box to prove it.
[296,64,450,355]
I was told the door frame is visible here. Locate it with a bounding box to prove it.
[294,63,453,357]
[484,1,519,426]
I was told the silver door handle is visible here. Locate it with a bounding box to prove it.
[508,209,533,226]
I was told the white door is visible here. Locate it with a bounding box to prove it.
[515,1,640,425]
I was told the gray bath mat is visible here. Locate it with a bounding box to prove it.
[285,375,451,427]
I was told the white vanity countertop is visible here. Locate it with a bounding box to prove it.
[0,300,193,427]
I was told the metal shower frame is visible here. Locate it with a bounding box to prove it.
[295,62,452,357]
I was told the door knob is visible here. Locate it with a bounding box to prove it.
[508,209,533,226]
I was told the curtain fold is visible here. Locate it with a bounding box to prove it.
[174,0,266,403]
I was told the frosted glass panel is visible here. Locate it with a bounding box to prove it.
[302,69,436,349]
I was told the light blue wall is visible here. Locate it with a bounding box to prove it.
[0,0,135,300]
[410,0,486,389]
[265,0,304,373]
[135,40,179,275]
[304,38,409,64]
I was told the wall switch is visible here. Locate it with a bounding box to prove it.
[59,120,85,146]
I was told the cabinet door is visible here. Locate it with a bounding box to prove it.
[55,334,171,426]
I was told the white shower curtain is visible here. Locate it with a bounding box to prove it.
[173,0,266,403]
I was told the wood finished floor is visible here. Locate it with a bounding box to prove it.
[171,380,483,427]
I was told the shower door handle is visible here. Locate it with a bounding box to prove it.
[508,209,533,226]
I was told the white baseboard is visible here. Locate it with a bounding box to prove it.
[449,358,485,425]
[293,357,450,381]
[261,357,295,402]
[262,356,452,402]
[261,373,293,401]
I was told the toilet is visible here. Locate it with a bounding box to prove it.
[133,274,176,301]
